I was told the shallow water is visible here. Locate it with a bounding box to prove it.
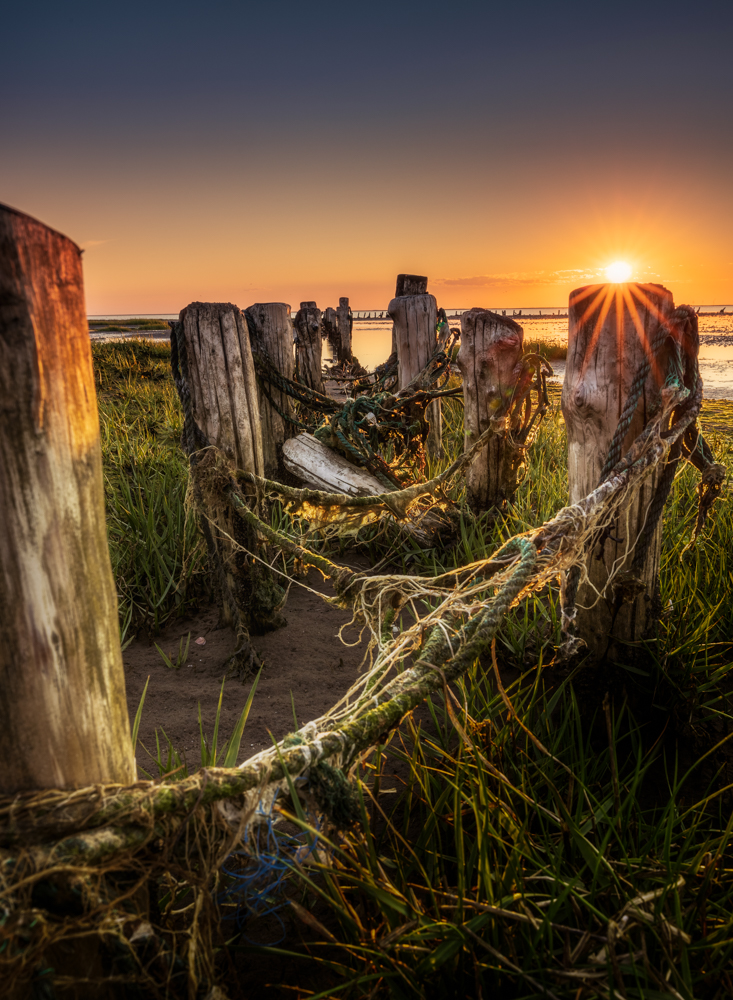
[344,315,733,400]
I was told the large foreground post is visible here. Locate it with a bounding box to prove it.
[245,301,296,477]
[561,282,678,661]
[0,204,135,793]
[171,302,285,654]
[457,309,526,511]
[294,301,324,394]
[388,274,442,458]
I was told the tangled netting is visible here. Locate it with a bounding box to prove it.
[0,311,724,997]
[255,351,459,491]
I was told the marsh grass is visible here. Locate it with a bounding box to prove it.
[265,397,733,996]
[90,317,170,331]
[94,338,211,642]
[96,340,733,997]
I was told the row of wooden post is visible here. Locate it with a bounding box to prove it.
[0,201,690,796]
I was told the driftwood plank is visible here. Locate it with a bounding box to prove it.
[0,204,135,793]
[282,433,385,495]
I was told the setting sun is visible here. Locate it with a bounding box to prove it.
[606,261,633,283]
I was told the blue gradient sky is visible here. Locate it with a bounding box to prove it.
[2,0,732,311]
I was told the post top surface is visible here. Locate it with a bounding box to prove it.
[0,201,81,256]
[461,307,523,334]
[246,302,291,311]
[179,301,241,321]
[395,274,428,296]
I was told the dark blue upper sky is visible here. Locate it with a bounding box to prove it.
[4,1,731,142]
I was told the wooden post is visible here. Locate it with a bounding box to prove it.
[294,301,324,394]
[336,296,353,363]
[323,306,339,350]
[561,282,677,661]
[175,301,264,473]
[395,273,428,296]
[0,204,135,794]
[457,309,526,511]
[244,301,296,477]
[388,276,442,458]
[171,302,285,650]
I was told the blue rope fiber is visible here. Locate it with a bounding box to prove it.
[217,784,322,947]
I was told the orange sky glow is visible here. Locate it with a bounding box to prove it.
[65,163,732,315]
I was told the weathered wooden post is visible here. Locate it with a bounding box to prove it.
[0,204,135,793]
[388,274,442,458]
[171,302,285,659]
[561,281,678,662]
[294,300,324,394]
[323,305,339,353]
[336,296,353,363]
[244,301,296,477]
[457,309,527,511]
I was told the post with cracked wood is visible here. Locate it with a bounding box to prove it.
[323,305,339,349]
[0,203,135,794]
[336,296,353,362]
[244,301,296,477]
[294,300,324,394]
[457,309,527,512]
[171,301,286,668]
[388,273,443,458]
[561,281,688,663]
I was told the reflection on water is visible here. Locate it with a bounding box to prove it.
[348,315,733,400]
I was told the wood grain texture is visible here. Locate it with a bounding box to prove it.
[388,292,442,458]
[294,301,324,393]
[0,204,135,793]
[282,433,385,495]
[244,302,295,477]
[179,301,264,476]
[562,282,675,660]
[457,309,525,511]
[337,296,352,362]
[323,306,339,344]
[177,302,286,637]
[395,274,428,296]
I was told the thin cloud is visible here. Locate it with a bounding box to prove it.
[434,272,548,288]
[434,268,598,288]
[80,239,111,250]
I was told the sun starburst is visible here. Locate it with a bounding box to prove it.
[606,261,632,283]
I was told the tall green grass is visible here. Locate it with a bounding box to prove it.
[94,338,210,641]
[264,394,733,997]
[95,340,733,996]
[274,669,733,997]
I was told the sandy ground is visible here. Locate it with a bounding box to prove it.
[123,568,371,776]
